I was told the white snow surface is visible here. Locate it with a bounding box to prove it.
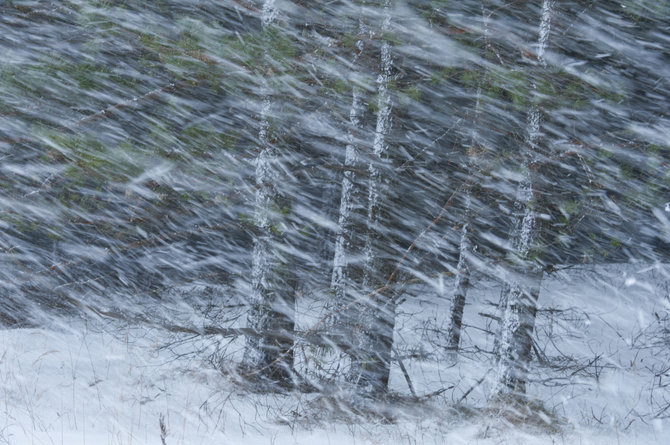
[2,263,670,444]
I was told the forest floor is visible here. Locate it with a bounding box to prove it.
[2,263,669,444]
[0,323,662,445]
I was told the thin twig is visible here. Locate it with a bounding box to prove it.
[72,83,177,128]
[457,370,489,404]
[395,353,417,398]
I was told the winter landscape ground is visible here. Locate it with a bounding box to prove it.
[3,264,669,444]
[2,1,670,444]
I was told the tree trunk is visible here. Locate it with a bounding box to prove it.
[446,0,488,357]
[492,0,554,401]
[330,13,366,352]
[348,0,396,398]
[446,196,471,355]
[241,0,296,388]
[493,269,544,397]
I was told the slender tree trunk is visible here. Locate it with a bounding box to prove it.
[331,14,366,351]
[348,0,396,398]
[492,0,554,400]
[446,192,471,355]
[446,1,489,357]
[494,269,544,396]
[242,0,295,388]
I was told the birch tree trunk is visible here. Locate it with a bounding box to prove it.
[241,0,296,388]
[492,0,554,400]
[347,0,396,398]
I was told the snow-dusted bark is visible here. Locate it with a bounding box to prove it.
[330,94,362,300]
[492,0,554,399]
[446,2,487,357]
[446,193,471,355]
[327,17,373,381]
[346,0,396,397]
[363,1,393,291]
[242,0,295,386]
[331,17,365,316]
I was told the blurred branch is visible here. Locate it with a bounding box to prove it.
[72,82,177,128]
[32,221,252,279]
[224,0,260,15]
[394,350,417,398]
[386,178,472,292]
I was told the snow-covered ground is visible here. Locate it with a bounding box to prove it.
[2,263,669,444]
